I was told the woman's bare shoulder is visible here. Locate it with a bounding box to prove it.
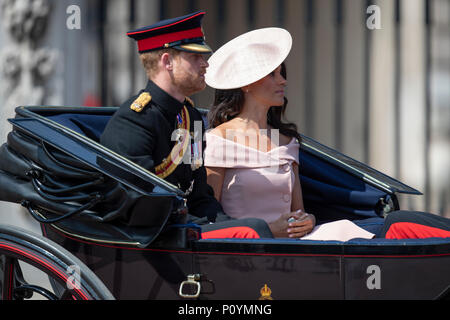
[207,126,225,138]
[208,121,240,138]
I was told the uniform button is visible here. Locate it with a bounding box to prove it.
[283,194,290,202]
[284,164,291,172]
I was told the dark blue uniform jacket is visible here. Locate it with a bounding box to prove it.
[100,80,225,224]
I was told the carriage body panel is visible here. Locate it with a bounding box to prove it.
[42,224,450,300]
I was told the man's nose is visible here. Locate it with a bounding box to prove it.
[200,55,209,68]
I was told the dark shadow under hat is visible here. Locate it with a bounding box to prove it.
[127,11,212,54]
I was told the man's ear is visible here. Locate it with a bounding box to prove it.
[161,52,173,71]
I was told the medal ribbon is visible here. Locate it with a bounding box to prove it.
[155,106,191,179]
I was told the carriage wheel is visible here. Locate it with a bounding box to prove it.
[0,225,115,300]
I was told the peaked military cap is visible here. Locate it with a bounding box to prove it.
[127,11,212,54]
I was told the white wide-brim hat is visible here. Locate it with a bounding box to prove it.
[205,27,292,90]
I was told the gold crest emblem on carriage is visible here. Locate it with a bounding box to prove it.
[259,284,273,300]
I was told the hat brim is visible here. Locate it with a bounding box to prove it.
[205,28,292,90]
[174,43,213,54]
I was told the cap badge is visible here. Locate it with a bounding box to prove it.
[131,92,152,113]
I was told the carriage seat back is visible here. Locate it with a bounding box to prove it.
[47,113,111,143]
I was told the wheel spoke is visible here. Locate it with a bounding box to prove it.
[1,257,15,300]
[14,284,59,300]
[0,225,115,300]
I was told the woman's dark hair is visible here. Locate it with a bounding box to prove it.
[208,63,301,142]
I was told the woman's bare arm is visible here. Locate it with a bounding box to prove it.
[291,163,305,212]
[206,166,226,202]
[287,162,316,238]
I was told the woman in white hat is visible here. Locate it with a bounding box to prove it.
[203,28,376,240]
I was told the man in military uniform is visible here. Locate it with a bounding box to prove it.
[100,12,272,239]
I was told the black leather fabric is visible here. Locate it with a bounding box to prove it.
[0,129,186,248]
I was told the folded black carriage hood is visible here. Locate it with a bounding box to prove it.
[10,106,185,198]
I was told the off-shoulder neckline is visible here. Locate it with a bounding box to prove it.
[206,131,299,154]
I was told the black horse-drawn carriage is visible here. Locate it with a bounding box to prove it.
[0,106,449,300]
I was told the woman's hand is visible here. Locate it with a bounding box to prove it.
[268,213,292,238]
[287,210,316,238]
[268,211,316,238]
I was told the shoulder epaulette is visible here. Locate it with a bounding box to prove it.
[131,92,152,113]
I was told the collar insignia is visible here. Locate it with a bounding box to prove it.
[185,97,194,107]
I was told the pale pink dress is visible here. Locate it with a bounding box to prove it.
[204,132,374,241]
[205,132,300,223]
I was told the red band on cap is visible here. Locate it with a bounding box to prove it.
[137,27,204,52]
